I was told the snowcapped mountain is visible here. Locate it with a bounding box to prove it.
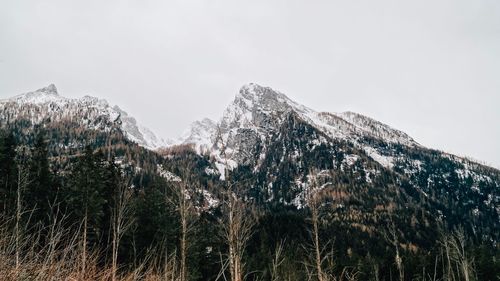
[176,118,217,153]
[0,84,170,150]
[169,83,499,222]
[1,82,499,246]
[174,83,419,171]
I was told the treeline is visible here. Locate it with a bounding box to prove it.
[0,130,181,280]
[0,129,499,281]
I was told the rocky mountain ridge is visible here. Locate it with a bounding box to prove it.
[0,84,171,150]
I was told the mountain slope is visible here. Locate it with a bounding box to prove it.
[172,83,500,243]
[0,84,170,150]
[174,83,421,171]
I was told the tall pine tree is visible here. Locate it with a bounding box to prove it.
[65,146,107,259]
[24,132,55,227]
[0,130,18,217]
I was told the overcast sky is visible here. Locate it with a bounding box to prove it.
[1,0,499,168]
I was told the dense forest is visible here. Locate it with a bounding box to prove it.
[0,127,499,281]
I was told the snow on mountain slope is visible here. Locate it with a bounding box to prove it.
[176,118,217,153]
[112,105,173,149]
[6,84,62,105]
[0,84,170,150]
[174,83,420,171]
[335,111,417,146]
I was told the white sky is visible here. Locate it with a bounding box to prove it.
[1,0,499,168]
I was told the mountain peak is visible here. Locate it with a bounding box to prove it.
[238,83,281,100]
[239,82,263,92]
[198,118,217,130]
[1,85,170,150]
[36,84,58,95]
[171,83,424,173]
[233,83,305,116]
[2,84,64,104]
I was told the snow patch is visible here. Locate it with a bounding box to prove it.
[363,146,394,169]
[157,165,182,182]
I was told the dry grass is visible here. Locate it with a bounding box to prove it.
[0,215,180,281]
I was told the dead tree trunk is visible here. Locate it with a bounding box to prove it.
[179,181,189,281]
[311,197,324,281]
[15,165,27,272]
[215,126,255,281]
[384,220,403,281]
[224,192,254,281]
[270,241,285,281]
[82,208,88,279]
[305,172,329,281]
[111,178,133,281]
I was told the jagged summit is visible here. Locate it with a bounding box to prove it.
[176,118,217,151]
[238,83,283,101]
[171,83,420,175]
[36,84,58,95]
[2,84,64,104]
[231,83,416,147]
[236,83,312,115]
[1,85,169,150]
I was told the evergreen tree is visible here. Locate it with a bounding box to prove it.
[65,146,107,260]
[24,132,54,227]
[0,130,18,216]
[100,156,122,250]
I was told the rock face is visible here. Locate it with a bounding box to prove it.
[0,85,170,150]
[175,83,420,172]
[177,118,217,153]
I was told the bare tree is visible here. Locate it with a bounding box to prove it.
[270,240,286,281]
[383,219,404,281]
[305,173,358,281]
[177,179,195,281]
[162,242,179,281]
[441,228,475,281]
[15,163,29,272]
[161,169,197,281]
[111,177,134,281]
[81,176,89,279]
[310,191,326,281]
[221,191,255,281]
[82,206,88,279]
[215,126,255,281]
[304,172,334,281]
[438,226,455,281]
